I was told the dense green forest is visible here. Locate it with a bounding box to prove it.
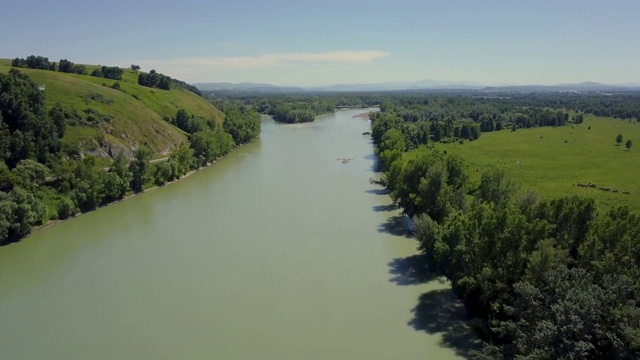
[0,68,259,245]
[371,94,640,358]
[211,90,640,127]
[207,92,379,123]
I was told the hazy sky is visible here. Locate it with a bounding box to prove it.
[2,0,638,86]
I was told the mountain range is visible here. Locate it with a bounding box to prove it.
[194,80,640,93]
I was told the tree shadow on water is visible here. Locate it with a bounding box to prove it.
[366,188,389,195]
[387,254,443,286]
[364,153,377,161]
[409,289,482,358]
[364,153,383,172]
[377,215,412,237]
[372,204,397,212]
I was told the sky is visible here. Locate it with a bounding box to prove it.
[1,0,639,86]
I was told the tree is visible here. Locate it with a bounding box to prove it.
[0,187,46,243]
[616,133,623,146]
[158,76,171,90]
[379,129,406,153]
[572,113,584,124]
[58,59,74,73]
[129,146,152,192]
[11,57,25,68]
[90,68,103,78]
[626,139,632,150]
[174,109,191,132]
[72,64,87,75]
[475,169,518,207]
[169,143,195,176]
[101,66,123,80]
[109,153,132,198]
[11,159,49,190]
[131,64,141,72]
[57,197,76,220]
[153,162,173,185]
[69,157,104,212]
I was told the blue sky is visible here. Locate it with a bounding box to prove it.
[2,0,639,85]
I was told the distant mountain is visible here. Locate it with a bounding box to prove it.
[307,79,484,92]
[483,82,640,92]
[193,82,304,92]
[194,80,640,93]
[195,79,485,92]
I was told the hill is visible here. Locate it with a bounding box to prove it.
[0,59,224,160]
[0,59,260,244]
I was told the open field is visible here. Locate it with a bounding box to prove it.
[0,60,224,159]
[424,114,640,211]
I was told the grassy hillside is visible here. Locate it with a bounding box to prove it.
[415,114,640,211]
[0,60,224,160]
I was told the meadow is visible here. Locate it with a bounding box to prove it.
[429,114,640,211]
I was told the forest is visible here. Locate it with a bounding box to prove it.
[370,92,640,358]
[208,92,379,123]
[0,68,259,245]
[212,90,640,129]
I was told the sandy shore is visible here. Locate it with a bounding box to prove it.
[353,112,372,120]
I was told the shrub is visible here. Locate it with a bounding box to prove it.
[57,197,76,219]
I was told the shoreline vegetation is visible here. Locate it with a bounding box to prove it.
[370,92,640,358]
[27,139,250,238]
[0,63,260,246]
[207,92,381,124]
[29,162,211,236]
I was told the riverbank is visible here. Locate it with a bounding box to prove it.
[28,162,213,237]
[0,108,468,359]
[26,140,253,240]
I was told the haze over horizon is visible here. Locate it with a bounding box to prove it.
[2,0,638,86]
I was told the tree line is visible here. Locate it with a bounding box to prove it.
[379,91,640,123]
[138,70,202,96]
[373,113,640,358]
[10,55,202,97]
[253,95,337,123]
[207,92,382,123]
[90,66,124,80]
[11,55,126,80]
[0,69,259,245]
[209,90,640,127]
[12,55,88,75]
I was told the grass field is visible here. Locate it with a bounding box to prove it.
[0,60,224,159]
[413,114,640,212]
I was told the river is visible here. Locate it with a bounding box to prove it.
[0,109,476,359]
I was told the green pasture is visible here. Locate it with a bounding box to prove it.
[418,115,640,211]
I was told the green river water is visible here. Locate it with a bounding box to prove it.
[0,109,476,359]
